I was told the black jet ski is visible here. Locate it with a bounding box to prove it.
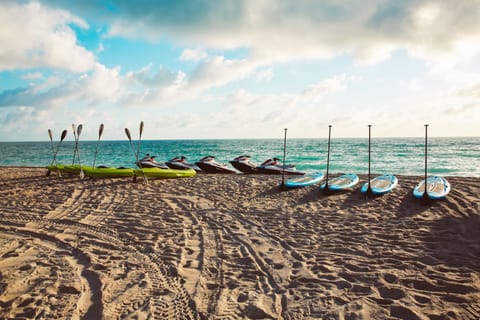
[195,156,237,174]
[137,155,169,169]
[229,155,260,174]
[166,156,202,172]
[257,158,305,175]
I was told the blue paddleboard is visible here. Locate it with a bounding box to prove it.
[361,174,398,195]
[284,172,325,189]
[320,173,359,191]
[413,176,450,200]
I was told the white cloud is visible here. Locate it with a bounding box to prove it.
[0,1,96,72]
[188,56,260,91]
[180,48,208,61]
[302,75,347,99]
[255,68,273,81]
[458,83,480,98]
[76,0,480,69]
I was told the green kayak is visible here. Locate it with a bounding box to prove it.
[47,164,65,172]
[83,167,135,178]
[61,164,93,174]
[135,168,196,179]
[46,164,92,175]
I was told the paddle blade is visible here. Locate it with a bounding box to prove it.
[99,123,104,138]
[125,128,132,141]
[77,124,83,136]
[139,121,144,136]
[48,129,53,141]
[60,130,67,141]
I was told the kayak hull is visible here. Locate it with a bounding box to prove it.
[135,168,196,179]
[47,164,92,174]
[84,167,135,178]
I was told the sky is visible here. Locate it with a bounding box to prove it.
[0,0,479,141]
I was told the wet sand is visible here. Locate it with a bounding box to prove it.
[0,167,479,319]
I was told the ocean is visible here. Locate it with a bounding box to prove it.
[0,137,479,177]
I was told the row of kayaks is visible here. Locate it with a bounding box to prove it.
[285,172,451,200]
[47,164,196,179]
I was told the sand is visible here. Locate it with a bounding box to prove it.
[0,167,479,319]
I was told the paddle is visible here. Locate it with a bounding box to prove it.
[137,121,144,159]
[71,124,78,165]
[125,127,148,184]
[365,124,374,198]
[280,128,288,189]
[46,129,58,176]
[76,124,85,179]
[49,129,68,177]
[92,123,104,168]
[421,124,431,205]
[323,125,332,195]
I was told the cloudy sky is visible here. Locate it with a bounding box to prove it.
[1,0,479,141]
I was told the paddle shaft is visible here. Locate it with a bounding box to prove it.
[137,121,144,158]
[423,124,429,197]
[324,125,332,194]
[48,130,56,165]
[92,124,104,168]
[72,124,77,165]
[50,130,68,177]
[125,128,148,184]
[47,129,60,177]
[281,128,287,186]
[366,125,373,197]
[76,125,85,178]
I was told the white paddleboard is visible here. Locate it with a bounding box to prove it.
[361,174,398,195]
[413,176,450,200]
[284,172,324,189]
[320,173,359,191]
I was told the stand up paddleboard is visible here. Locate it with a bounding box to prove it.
[413,176,450,200]
[414,124,451,201]
[320,173,359,191]
[361,174,398,195]
[284,172,324,189]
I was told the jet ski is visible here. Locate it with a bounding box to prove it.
[166,156,202,172]
[257,158,305,175]
[194,156,237,174]
[229,155,260,174]
[136,155,169,169]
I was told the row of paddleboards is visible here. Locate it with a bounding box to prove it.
[47,164,196,179]
[284,172,451,199]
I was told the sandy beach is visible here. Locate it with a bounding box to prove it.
[0,167,479,319]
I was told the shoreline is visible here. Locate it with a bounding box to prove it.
[1,165,479,179]
[0,167,479,319]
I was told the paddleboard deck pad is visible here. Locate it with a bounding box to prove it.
[413,176,450,200]
[361,174,398,195]
[320,173,359,191]
[284,172,324,189]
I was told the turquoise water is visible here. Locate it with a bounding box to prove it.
[0,137,479,177]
